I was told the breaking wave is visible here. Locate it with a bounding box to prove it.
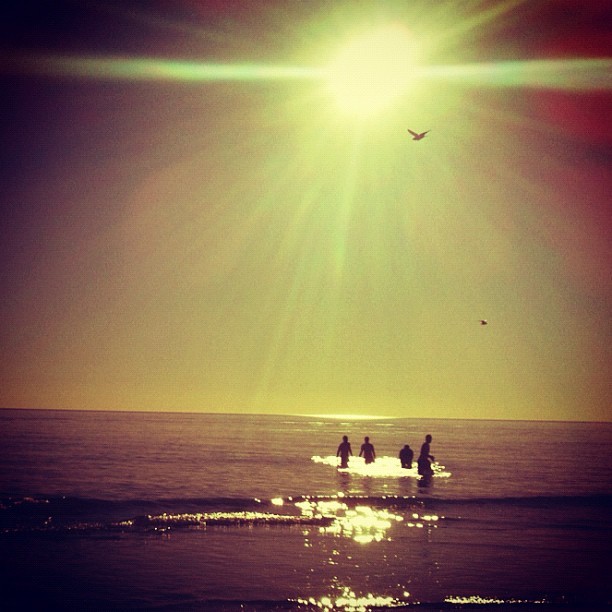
[2,492,609,538]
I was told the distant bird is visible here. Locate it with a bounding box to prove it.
[479,319,488,325]
[407,129,430,140]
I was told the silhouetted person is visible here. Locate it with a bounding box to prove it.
[336,435,353,469]
[417,434,435,480]
[399,444,414,469]
[359,436,376,464]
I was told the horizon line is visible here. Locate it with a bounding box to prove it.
[0,406,609,425]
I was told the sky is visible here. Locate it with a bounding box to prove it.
[0,0,610,421]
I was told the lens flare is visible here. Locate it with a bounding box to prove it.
[2,53,322,82]
[422,58,612,90]
[4,52,609,94]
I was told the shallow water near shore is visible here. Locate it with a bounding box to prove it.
[1,409,611,609]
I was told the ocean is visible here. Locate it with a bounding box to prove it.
[1,409,610,610]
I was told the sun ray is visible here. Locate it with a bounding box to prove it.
[430,0,531,49]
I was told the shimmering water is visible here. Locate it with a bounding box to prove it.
[1,409,611,609]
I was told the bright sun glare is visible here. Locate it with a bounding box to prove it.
[326,25,420,116]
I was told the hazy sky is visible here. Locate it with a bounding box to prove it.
[1,0,610,421]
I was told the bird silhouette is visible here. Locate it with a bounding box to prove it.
[479,319,488,325]
[407,129,430,140]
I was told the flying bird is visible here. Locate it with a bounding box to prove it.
[407,129,430,140]
[479,319,488,325]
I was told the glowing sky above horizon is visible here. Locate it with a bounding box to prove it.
[1,0,610,421]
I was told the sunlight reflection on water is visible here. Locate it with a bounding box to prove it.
[294,589,550,610]
[296,498,402,543]
[295,585,409,610]
[445,595,549,605]
[288,493,440,543]
[311,454,452,479]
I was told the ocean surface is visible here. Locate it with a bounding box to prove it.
[1,409,611,610]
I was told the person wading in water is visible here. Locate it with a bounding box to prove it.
[336,435,353,469]
[359,436,376,465]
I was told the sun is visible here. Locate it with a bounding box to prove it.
[325,24,421,117]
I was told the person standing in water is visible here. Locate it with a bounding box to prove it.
[359,436,376,464]
[399,444,414,469]
[336,435,353,469]
[417,434,435,479]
